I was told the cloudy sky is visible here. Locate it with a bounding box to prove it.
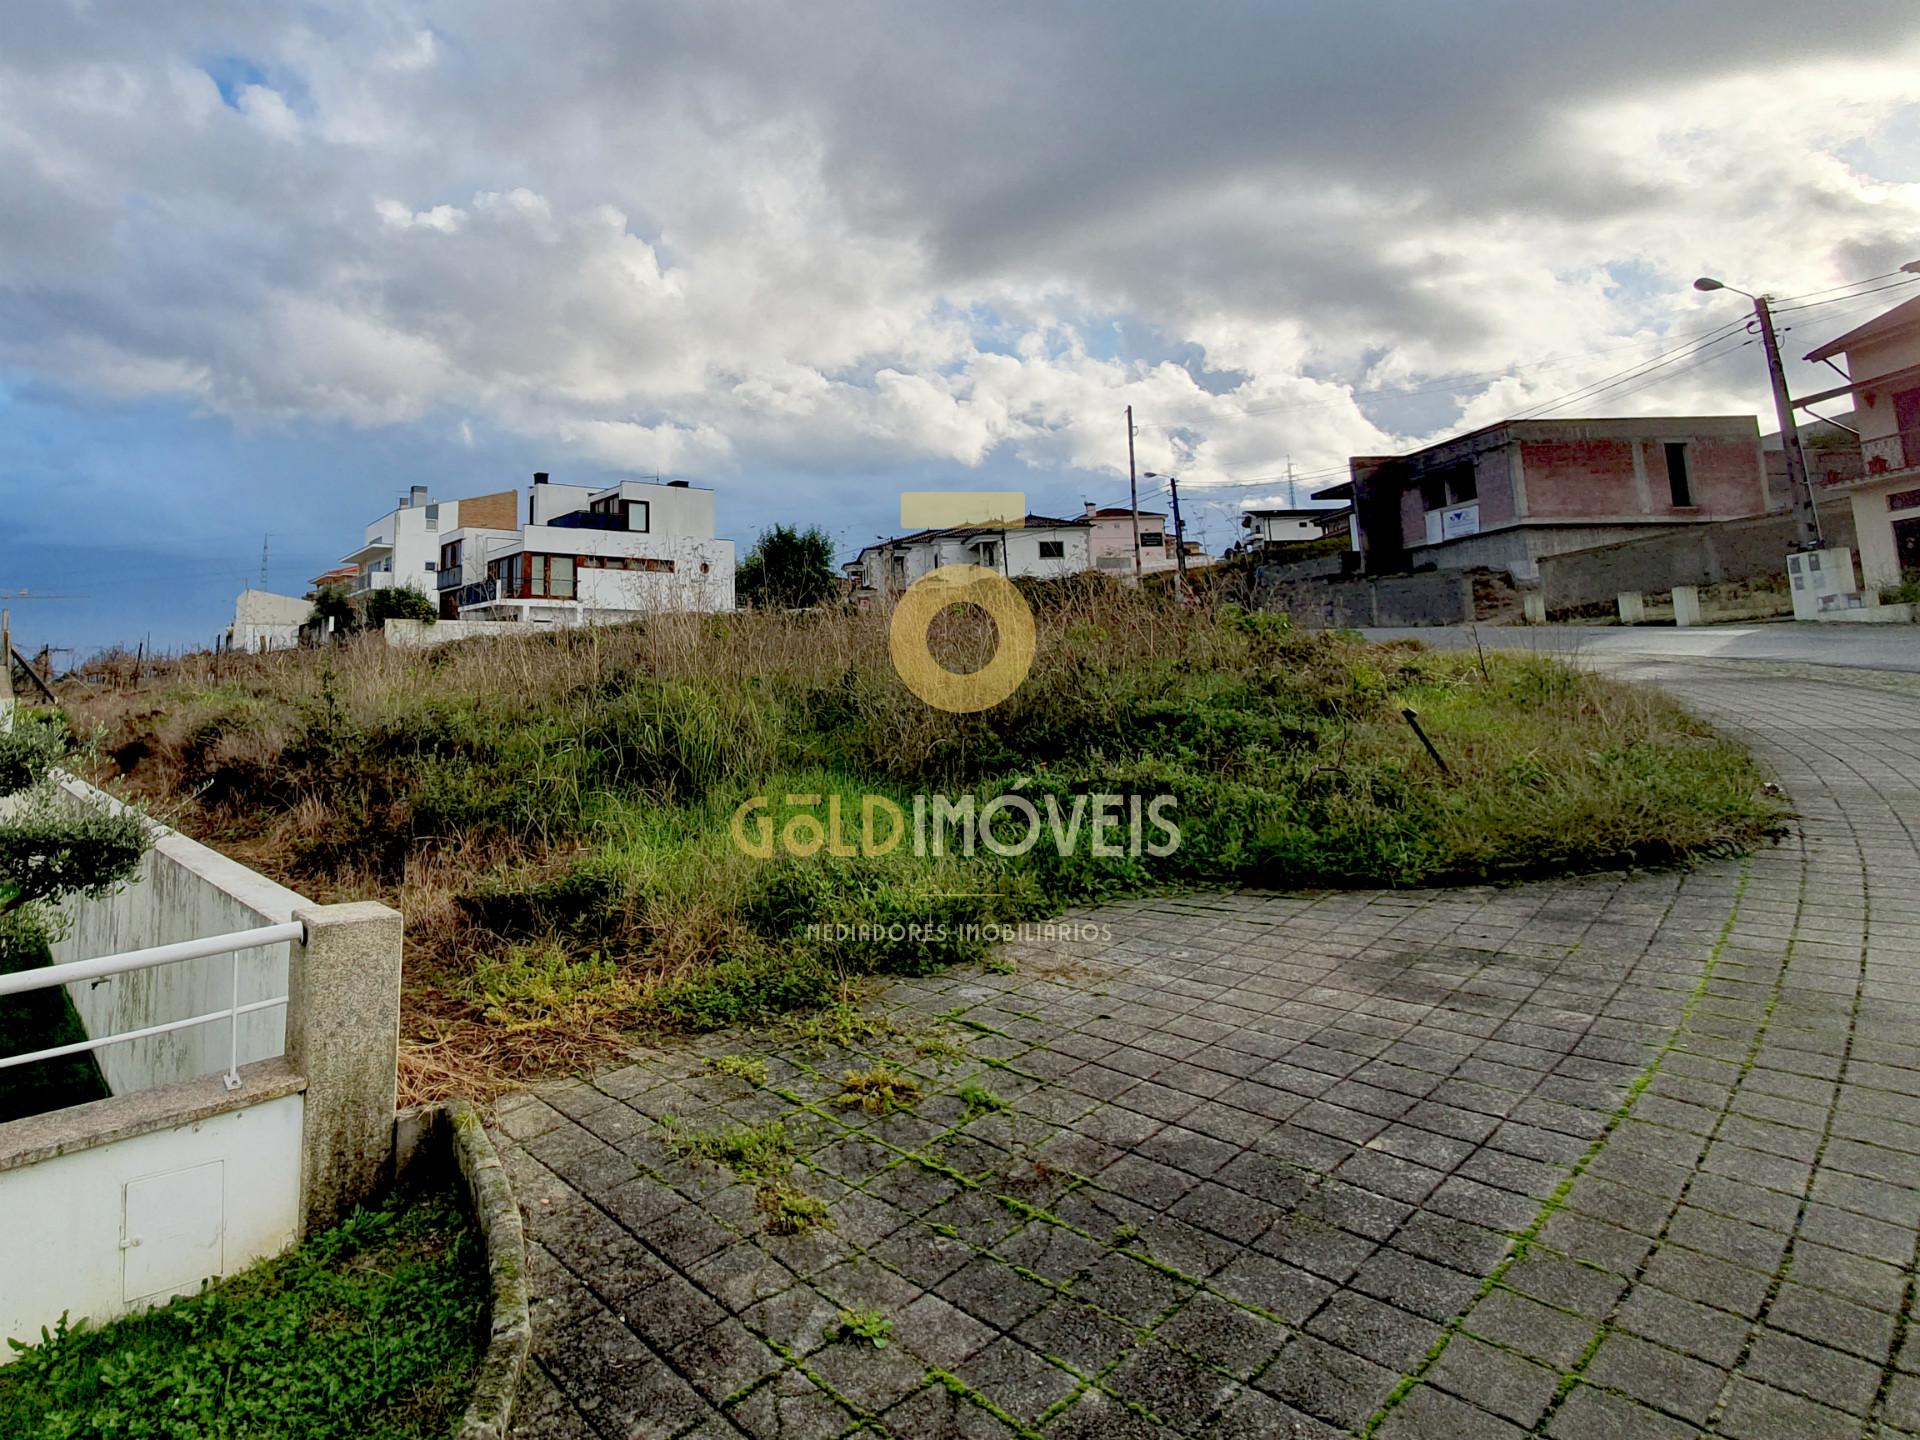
[5,1,1920,654]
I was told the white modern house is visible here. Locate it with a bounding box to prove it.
[438,473,735,622]
[339,486,520,596]
[1240,506,1351,552]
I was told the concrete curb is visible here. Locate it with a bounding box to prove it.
[444,1099,532,1440]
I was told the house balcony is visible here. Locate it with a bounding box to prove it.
[1862,430,1920,480]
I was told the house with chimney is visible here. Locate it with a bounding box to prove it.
[1800,295,1920,589]
[339,485,519,597]
[1317,416,1769,581]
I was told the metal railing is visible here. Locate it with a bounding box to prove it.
[1863,431,1920,476]
[0,921,304,1092]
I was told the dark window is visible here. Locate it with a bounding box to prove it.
[1665,443,1693,506]
[1448,467,1477,504]
[1419,477,1447,511]
[1038,540,1065,559]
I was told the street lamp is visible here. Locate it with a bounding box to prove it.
[1693,275,1820,549]
[1142,472,1190,598]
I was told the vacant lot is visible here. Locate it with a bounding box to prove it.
[68,585,1779,1100]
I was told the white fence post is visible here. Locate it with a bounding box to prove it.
[286,901,404,1233]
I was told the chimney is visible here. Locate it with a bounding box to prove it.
[409,485,429,509]
[667,479,690,488]
[533,471,549,485]
[1084,501,1097,516]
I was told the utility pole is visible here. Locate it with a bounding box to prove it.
[1126,405,1142,584]
[1167,473,1189,601]
[1696,276,1822,551]
[1752,296,1822,550]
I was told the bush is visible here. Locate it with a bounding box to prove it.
[361,586,438,628]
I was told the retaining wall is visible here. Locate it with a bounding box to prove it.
[48,777,307,1095]
[1537,504,1859,613]
[1255,571,1475,628]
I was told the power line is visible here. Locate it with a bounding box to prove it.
[1771,274,1920,316]
[1130,316,1751,432]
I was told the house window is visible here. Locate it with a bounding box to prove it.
[1887,488,1920,513]
[425,504,440,531]
[424,561,436,573]
[589,496,651,532]
[439,541,462,570]
[1664,443,1694,507]
[1038,540,1065,559]
[1140,532,1164,547]
[978,542,998,567]
[1448,467,1477,504]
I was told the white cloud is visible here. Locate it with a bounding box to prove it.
[2,0,1918,506]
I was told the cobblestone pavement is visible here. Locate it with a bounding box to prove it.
[495,663,1920,1438]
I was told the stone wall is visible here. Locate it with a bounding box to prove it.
[1255,570,1475,627]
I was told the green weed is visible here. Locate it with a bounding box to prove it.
[706,1054,769,1088]
[837,1065,923,1114]
[822,1308,893,1348]
[0,1186,483,1440]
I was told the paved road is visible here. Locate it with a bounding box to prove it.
[1365,621,1920,675]
[496,657,1920,1439]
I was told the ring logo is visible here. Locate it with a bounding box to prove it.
[887,491,1037,713]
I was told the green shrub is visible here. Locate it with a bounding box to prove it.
[0,1186,484,1440]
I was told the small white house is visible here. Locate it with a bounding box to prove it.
[849,514,1092,604]
[438,474,735,623]
[1082,504,1176,575]
[1240,506,1348,552]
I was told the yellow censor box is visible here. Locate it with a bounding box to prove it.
[900,491,1025,530]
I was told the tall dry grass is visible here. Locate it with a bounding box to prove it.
[62,582,1781,1101]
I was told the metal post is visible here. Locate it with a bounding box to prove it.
[1126,405,1142,584]
[1753,294,1822,550]
[226,950,243,1090]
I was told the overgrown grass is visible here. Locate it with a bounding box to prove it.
[67,582,1783,1100]
[0,1184,485,1440]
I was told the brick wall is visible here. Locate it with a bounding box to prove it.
[457,489,520,531]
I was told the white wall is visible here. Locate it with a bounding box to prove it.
[49,778,309,1094]
[0,1093,302,1354]
[229,589,309,654]
[1087,514,1175,573]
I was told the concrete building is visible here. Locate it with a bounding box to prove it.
[439,472,735,622]
[1802,297,1920,590]
[1081,503,1175,576]
[339,486,518,597]
[848,515,1092,605]
[227,589,311,653]
[1318,416,1769,582]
